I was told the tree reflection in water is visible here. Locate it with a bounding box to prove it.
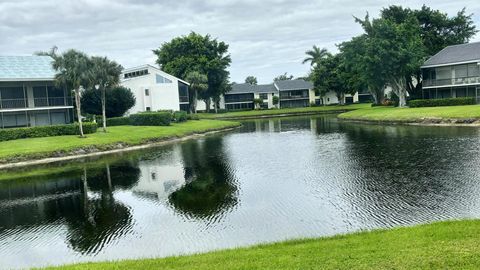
[169,136,238,220]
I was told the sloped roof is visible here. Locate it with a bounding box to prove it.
[274,79,313,91]
[422,42,480,67]
[0,56,56,81]
[229,83,277,94]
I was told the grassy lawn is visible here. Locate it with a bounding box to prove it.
[197,103,370,119]
[338,104,480,122]
[0,120,240,163]
[45,219,480,270]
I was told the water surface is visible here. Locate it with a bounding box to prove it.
[1,115,480,269]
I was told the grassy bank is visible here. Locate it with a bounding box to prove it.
[338,104,480,123]
[198,103,370,119]
[46,219,480,270]
[0,120,240,164]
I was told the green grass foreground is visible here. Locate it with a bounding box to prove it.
[198,103,370,119]
[0,120,240,163]
[45,219,480,270]
[338,104,480,123]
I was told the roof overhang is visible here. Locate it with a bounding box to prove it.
[0,78,54,82]
[0,106,73,113]
[421,59,480,69]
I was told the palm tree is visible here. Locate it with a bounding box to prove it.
[185,71,208,114]
[88,57,123,132]
[302,46,331,66]
[52,49,91,137]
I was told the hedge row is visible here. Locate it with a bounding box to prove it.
[129,112,172,126]
[0,122,97,142]
[408,97,476,108]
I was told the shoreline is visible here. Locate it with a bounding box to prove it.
[0,126,240,170]
[209,110,352,120]
[338,117,480,127]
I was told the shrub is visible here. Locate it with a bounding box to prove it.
[173,111,188,123]
[0,122,97,142]
[107,117,131,126]
[408,97,476,108]
[187,114,200,120]
[129,112,172,126]
[81,86,136,118]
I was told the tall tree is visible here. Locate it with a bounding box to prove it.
[274,72,294,82]
[153,32,231,113]
[380,5,477,98]
[52,49,91,137]
[354,14,424,107]
[185,71,208,114]
[81,86,136,118]
[311,53,355,105]
[87,56,123,132]
[302,45,331,66]
[245,76,258,85]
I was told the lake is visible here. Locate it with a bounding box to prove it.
[1,115,480,269]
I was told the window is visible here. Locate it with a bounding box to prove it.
[468,63,480,77]
[124,69,149,79]
[156,74,172,84]
[436,67,451,80]
[259,93,268,100]
[145,89,150,96]
[146,107,151,111]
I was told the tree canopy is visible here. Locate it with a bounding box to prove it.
[81,86,136,118]
[245,76,258,85]
[274,72,294,82]
[153,32,231,112]
[302,46,331,66]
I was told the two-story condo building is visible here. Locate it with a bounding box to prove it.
[222,83,278,110]
[421,42,480,100]
[275,80,315,108]
[0,56,73,129]
[120,65,190,113]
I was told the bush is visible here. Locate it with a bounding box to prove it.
[107,117,131,126]
[129,112,172,126]
[0,122,97,142]
[187,114,200,120]
[408,97,476,108]
[173,111,188,123]
[81,86,136,118]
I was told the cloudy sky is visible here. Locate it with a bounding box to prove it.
[1,0,479,83]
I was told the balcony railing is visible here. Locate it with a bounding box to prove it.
[280,94,309,100]
[423,77,480,87]
[0,97,72,110]
[179,96,189,103]
[1,99,27,109]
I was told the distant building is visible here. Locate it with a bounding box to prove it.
[120,65,190,113]
[421,42,480,100]
[0,56,73,129]
[275,80,315,108]
[221,83,278,110]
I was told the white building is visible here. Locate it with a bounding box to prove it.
[0,56,74,128]
[120,65,190,113]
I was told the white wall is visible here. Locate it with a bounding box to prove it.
[121,66,184,114]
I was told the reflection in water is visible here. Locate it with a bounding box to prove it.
[2,115,480,269]
[169,137,238,220]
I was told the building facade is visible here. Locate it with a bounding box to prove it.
[120,65,190,113]
[221,83,278,110]
[274,80,315,108]
[0,56,73,129]
[421,42,480,100]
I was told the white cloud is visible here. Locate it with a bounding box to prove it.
[0,0,479,83]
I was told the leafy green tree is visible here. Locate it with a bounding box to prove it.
[185,71,208,113]
[357,15,424,106]
[81,86,136,118]
[245,76,258,85]
[274,72,294,82]
[380,5,477,97]
[302,45,331,66]
[87,56,123,132]
[272,95,279,108]
[153,32,231,112]
[52,49,91,137]
[311,53,354,105]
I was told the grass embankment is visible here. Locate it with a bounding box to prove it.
[197,103,370,119]
[339,104,480,124]
[0,120,240,164]
[46,219,480,270]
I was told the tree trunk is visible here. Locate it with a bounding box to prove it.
[205,99,211,113]
[193,89,198,114]
[214,99,218,113]
[101,87,107,133]
[75,88,85,137]
[390,77,408,107]
[369,86,384,105]
[337,93,345,105]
